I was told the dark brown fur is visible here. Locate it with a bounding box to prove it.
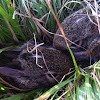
[53,6,100,62]
[0,43,74,89]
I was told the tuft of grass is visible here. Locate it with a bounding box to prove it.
[0,0,26,43]
[37,61,100,100]
[0,89,44,100]
[36,74,74,100]
[0,0,80,43]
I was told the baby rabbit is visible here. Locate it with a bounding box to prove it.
[0,42,73,90]
[53,3,100,62]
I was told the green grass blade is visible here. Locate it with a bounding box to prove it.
[0,46,14,53]
[52,0,57,15]
[67,44,80,75]
[37,75,74,99]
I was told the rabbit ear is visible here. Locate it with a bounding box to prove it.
[1,48,22,59]
[0,67,31,84]
[0,67,26,78]
[72,51,89,61]
[0,48,22,66]
[0,67,33,89]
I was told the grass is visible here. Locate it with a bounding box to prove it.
[0,0,100,100]
[0,0,26,43]
[37,61,100,100]
[0,0,80,43]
